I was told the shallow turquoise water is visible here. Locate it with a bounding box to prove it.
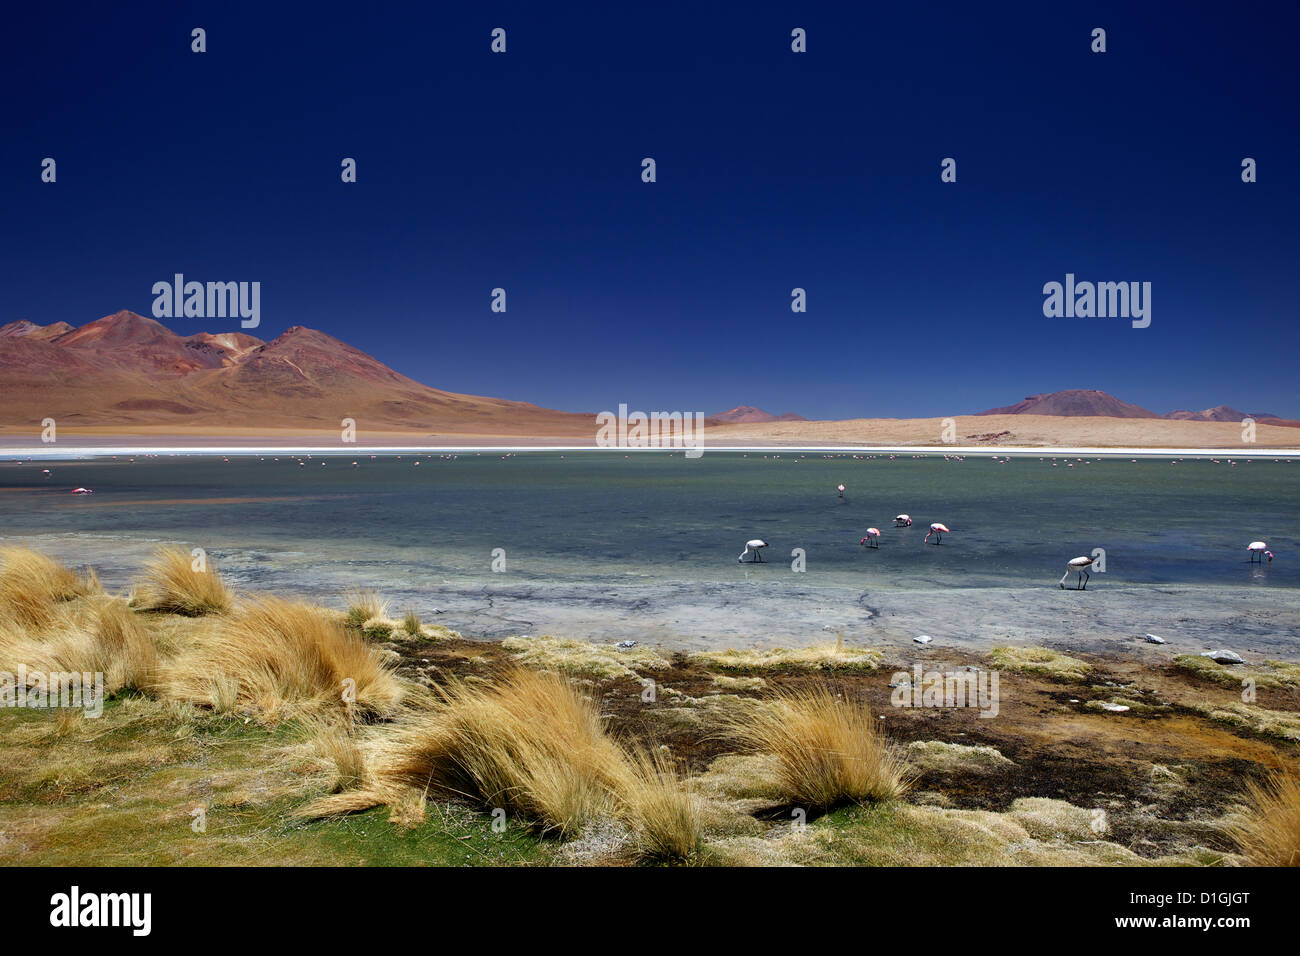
[1,451,1295,596]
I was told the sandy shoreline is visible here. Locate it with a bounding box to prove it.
[2,414,1299,452]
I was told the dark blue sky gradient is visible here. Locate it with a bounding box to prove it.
[2,1,1297,418]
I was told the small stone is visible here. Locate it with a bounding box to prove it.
[1200,649,1245,665]
[1144,633,1168,645]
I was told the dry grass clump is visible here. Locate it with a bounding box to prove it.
[501,635,669,679]
[1190,701,1300,742]
[359,615,460,642]
[304,669,703,858]
[990,645,1092,682]
[1174,654,1300,689]
[716,685,909,810]
[344,588,389,629]
[133,547,231,616]
[617,747,702,860]
[0,548,92,630]
[303,717,367,793]
[691,635,881,673]
[374,670,628,837]
[401,609,422,636]
[1228,770,1300,866]
[906,740,1015,773]
[0,595,158,694]
[161,596,404,722]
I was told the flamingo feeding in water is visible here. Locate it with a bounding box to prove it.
[894,514,912,527]
[738,539,769,563]
[70,487,93,495]
[1059,555,1094,589]
[1248,541,1272,563]
[837,484,846,499]
[924,523,950,544]
[860,528,881,549]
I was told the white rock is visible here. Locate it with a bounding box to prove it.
[914,635,933,645]
[1144,633,1168,645]
[1099,702,1131,712]
[1200,649,1245,665]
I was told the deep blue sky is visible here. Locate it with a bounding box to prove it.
[3,1,1297,418]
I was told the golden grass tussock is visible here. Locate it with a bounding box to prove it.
[302,716,367,793]
[0,594,158,694]
[0,547,91,631]
[990,645,1092,682]
[160,596,404,722]
[1190,701,1300,742]
[344,588,389,629]
[691,635,881,673]
[617,746,702,860]
[375,669,628,837]
[315,669,702,856]
[716,685,910,810]
[1173,654,1300,690]
[133,547,232,616]
[1229,770,1300,866]
[501,635,669,679]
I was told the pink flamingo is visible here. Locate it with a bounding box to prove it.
[1248,541,1272,563]
[924,522,950,544]
[1059,555,1094,589]
[894,514,912,527]
[860,528,881,549]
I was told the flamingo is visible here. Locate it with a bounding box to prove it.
[894,514,912,527]
[837,484,846,499]
[860,528,881,549]
[738,539,769,563]
[70,487,93,495]
[1248,541,1272,563]
[1059,555,1094,589]
[924,523,950,544]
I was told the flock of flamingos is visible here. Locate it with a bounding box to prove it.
[737,486,1276,591]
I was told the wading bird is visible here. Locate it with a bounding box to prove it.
[738,539,769,563]
[924,523,950,544]
[1059,555,1094,589]
[894,514,912,527]
[860,528,881,549]
[1248,541,1272,563]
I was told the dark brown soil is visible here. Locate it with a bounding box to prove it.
[389,636,1298,857]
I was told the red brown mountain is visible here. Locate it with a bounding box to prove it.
[0,311,592,435]
[707,406,809,425]
[976,390,1299,427]
[1163,406,1276,422]
[0,319,74,341]
[976,390,1160,418]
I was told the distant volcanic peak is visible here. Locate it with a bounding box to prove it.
[977,389,1159,419]
[0,319,75,340]
[53,309,180,348]
[707,405,809,425]
[1164,405,1254,423]
[184,331,265,359]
